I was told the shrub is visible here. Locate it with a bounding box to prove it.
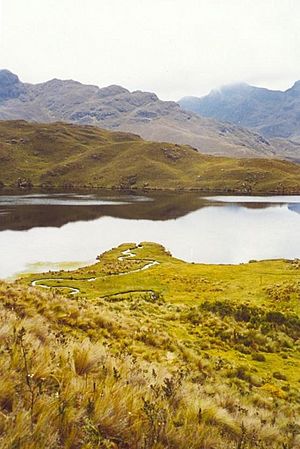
[252,353,266,362]
[273,371,288,381]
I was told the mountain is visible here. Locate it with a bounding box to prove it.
[179,81,300,158]
[0,69,25,101]
[0,70,278,158]
[0,120,300,194]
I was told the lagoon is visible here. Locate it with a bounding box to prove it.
[0,192,299,278]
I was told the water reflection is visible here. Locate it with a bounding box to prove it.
[206,195,300,203]
[0,192,291,231]
[0,192,208,230]
[0,192,299,278]
[288,203,300,214]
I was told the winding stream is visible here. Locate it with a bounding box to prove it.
[30,246,159,295]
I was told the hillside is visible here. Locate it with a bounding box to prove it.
[0,242,299,448]
[1,121,300,194]
[0,69,278,158]
[179,82,300,158]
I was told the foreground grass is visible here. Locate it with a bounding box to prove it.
[1,120,300,193]
[0,243,300,448]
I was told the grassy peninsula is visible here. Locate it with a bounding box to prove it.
[0,243,299,448]
[0,120,300,194]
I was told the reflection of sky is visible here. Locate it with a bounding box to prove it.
[1,203,300,278]
[206,195,300,203]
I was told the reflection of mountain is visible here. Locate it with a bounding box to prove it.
[0,193,207,231]
[0,192,295,231]
[288,203,300,214]
[243,202,278,209]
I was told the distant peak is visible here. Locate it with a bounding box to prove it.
[43,78,80,86]
[290,80,300,90]
[284,80,300,97]
[0,69,20,85]
[98,84,129,97]
[132,90,159,101]
[106,84,128,92]
[0,69,24,101]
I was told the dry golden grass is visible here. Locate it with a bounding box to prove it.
[0,243,299,448]
[0,276,299,449]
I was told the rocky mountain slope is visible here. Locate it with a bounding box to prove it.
[0,69,278,158]
[179,82,300,159]
[0,120,300,194]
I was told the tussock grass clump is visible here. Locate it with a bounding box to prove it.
[72,340,104,376]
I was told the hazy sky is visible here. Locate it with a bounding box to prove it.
[0,0,299,100]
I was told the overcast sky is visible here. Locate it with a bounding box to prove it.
[0,0,299,100]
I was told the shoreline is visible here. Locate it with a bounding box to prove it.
[1,185,300,196]
[3,249,299,283]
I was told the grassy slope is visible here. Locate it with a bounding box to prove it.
[1,243,298,448]
[0,120,300,193]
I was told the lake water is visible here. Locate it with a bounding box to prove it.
[0,192,300,279]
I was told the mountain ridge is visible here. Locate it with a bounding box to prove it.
[0,69,280,158]
[179,81,300,148]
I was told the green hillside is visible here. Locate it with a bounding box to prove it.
[0,120,300,194]
[1,242,299,448]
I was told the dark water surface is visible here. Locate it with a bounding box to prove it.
[0,192,300,278]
